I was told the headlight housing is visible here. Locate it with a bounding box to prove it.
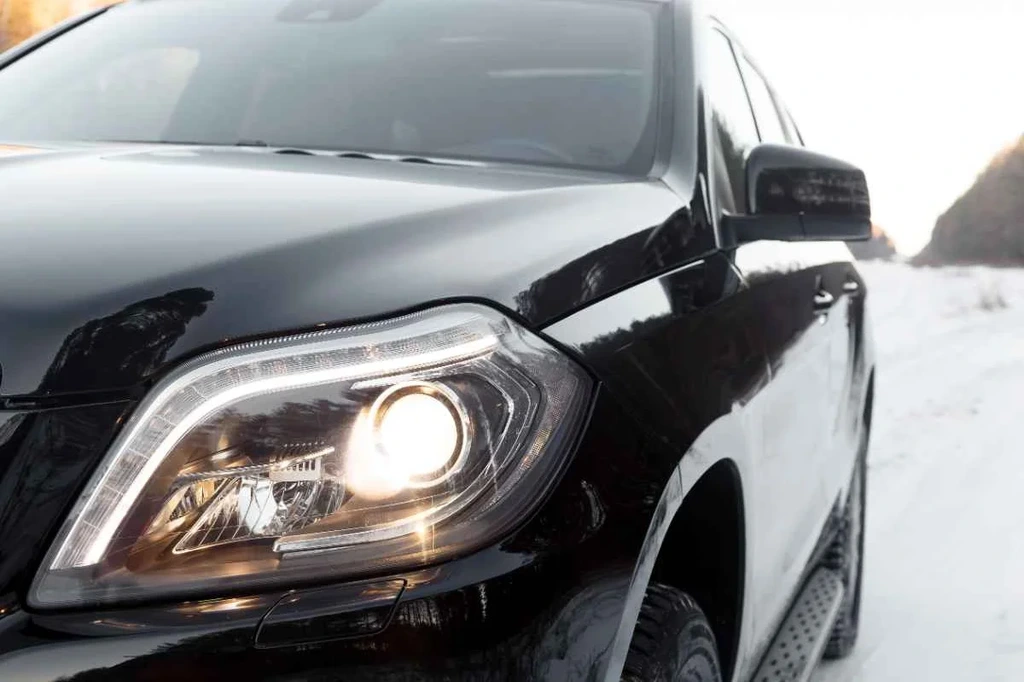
[31,305,590,609]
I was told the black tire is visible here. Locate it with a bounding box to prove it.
[622,584,723,682]
[822,444,867,659]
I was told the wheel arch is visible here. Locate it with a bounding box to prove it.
[649,458,745,681]
[602,429,750,682]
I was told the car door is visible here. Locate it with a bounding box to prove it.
[736,52,863,495]
[705,26,839,649]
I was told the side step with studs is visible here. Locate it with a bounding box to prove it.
[751,568,845,682]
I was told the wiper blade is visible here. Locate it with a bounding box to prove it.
[333,151,437,164]
[333,151,474,167]
[272,148,318,156]
[93,140,484,167]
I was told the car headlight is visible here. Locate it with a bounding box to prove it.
[30,304,591,608]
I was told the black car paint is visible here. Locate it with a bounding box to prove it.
[0,148,695,400]
[0,2,874,681]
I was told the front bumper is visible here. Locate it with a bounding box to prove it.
[0,556,634,681]
[0,391,676,681]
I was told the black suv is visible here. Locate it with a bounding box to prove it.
[0,1,874,680]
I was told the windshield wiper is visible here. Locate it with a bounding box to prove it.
[96,140,479,167]
[271,148,317,156]
[334,151,436,164]
[333,151,471,166]
[272,148,431,162]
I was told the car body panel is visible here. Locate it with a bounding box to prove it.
[0,146,712,399]
[730,240,865,665]
[544,254,764,679]
[544,245,871,681]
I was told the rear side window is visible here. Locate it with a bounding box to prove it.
[781,107,804,146]
[738,57,788,144]
[706,29,758,214]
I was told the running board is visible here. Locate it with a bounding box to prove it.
[751,568,845,682]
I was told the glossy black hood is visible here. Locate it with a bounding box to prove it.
[0,145,691,398]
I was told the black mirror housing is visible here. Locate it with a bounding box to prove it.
[724,144,872,245]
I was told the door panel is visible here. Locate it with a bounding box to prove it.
[703,23,836,653]
[820,258,866,496]
[732,240,846,650]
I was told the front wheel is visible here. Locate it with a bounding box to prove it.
[622,584,723,682]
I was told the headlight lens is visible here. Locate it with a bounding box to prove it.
[31,305,590,608]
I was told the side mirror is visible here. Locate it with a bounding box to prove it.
[723,144,872,245]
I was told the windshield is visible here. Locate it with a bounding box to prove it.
[0,0,662,173]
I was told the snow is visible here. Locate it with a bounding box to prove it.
[814,262,1024,681]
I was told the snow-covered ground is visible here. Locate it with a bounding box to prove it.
[815,262,1024,681]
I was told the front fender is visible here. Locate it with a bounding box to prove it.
[598,411,755,682]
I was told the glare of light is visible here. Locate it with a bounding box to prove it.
[378,393,459,477]
[415,522,430,542]
[345,410,410,500]
[193,596,262,613]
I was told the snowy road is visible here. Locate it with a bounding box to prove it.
[814,263,1024,681]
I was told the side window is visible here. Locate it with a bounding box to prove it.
[782,106,804,146]
[706,30,758,214]
[738,57,788,144]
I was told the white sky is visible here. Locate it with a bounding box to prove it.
[711,0,1024,254]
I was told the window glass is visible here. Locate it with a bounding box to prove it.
[739,57,788,144]
[706,30,758,213]
[12,47,201,143]
[0,0,661,174]
[782,106,804,146]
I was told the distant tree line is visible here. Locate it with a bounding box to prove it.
[915,135,1024,267]
[848,223,898,261]
[0,0,116,52]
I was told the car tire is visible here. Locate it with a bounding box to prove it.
[822,442,867,659]
[621,584,723,682]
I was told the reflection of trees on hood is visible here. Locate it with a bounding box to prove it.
[0,403,128,603]
[38,287,214,394]
[514,205,702,325]
[0,290,212,598]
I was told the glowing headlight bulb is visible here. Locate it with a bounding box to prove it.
[370,382,468,486]
[378,392,459,476]
[346,382,468,499]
